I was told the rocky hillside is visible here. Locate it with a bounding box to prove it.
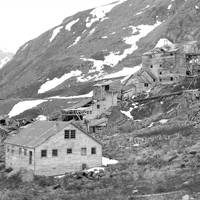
[0,50,13,70]
[0,0,200,99]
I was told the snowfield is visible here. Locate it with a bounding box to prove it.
[49,26,63,42]
[38,70,82,94]
[8,100,47,117]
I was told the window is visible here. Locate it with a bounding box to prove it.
[29,151,32,165]
[71,130,76,139]
[150,65,153,68]
[91,147,96,155]
[64,130,76,139]
[159,72,162,75]
[52,149,58,157]
[82,163,87,170]
[41,150,47,158]
[24,149,27,156]
[144,83,149,87]
[160,64,162,67]
[81,148,87,156]
[19,148,22,155]
[170,77,174,81]
[97,104,100,109]
[105,85,109,91]
[160,78,162,82]
[64,130,70,139]
[67,148,72,154]
[153,79,156,82]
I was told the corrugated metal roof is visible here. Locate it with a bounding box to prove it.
[5,120,102,147]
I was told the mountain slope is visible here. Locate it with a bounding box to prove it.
[0,0,200,99]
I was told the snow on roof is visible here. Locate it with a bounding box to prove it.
[8,99,47,117]
[155,38,174,48]
[38,70,82,94]
[65,18,79,31]
[49,26,63,42]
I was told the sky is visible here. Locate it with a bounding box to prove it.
[0,0,116,53]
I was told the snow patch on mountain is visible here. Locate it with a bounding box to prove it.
[86,0,128,28]
[38,70,82,94]
[68,36,81,48]
[80,57,105,72]
[8,100,47,117]
[121,108,133,119]
[168,4,172,9]
[49,26,63,42]
[49,91,93,99]
[21,43,29,51]
[0,57,10,69]
[65,18,79,31]
[102,157,119,166]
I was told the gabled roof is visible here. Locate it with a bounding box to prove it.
[4,120,101,148]
[122,69,157,86]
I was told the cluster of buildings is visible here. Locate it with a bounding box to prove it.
[3,39,200,176]
[122,40,200,99]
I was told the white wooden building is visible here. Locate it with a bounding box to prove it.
[4,121,102,176]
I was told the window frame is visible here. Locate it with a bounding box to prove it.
[71,130,76,139]
[41,150,47,158]
[67,148,72,154]
[52,149,58,157]
[81,148,87,156]
[64,130,76,139]
[91,147,96,155]
[64,130,70,139]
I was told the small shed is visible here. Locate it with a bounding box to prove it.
[88,118,108,133]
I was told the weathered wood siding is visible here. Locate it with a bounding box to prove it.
[34,124,102,176]
[5,144,34,171]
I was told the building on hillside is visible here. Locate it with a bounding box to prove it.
[88,80,120,119]
[142,40,200,84]
[62,80,120,121]
[4,121,102,176]
[121,69,157,99]
[88,118,108,133]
